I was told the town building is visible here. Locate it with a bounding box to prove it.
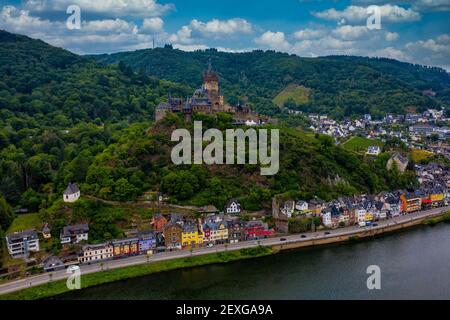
[63,182,80,203]
[226,220,246,244]
[244,220,274,240]
[295,201,309,212]
[43,256,65,272]
[42,223,51,239]
[366,146,381,156]
[400,193,422,213]
[387,153,409,173]
[321,210,332,228]
[280,200,295,218]
[163,222,183,250]
[60,224,89,244]
[6,230,40,258]
[151,214,168,232]
[112,238,139,258]
[137,230,157,254]
[79,243,113,264]
[225,199,241,214]
[355,208,367,227]
[182,222,204,249]
[308,197,326,216]
[202,221,228,244]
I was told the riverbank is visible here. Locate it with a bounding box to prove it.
[271,210,450,252]
[0,246,273,300]
[59,223,450,300]
[1,207,448,300]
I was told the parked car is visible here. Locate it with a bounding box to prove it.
[207,243,214,248]
[324,232,331,235]
[280,238,287,241]
[301,235,307,238]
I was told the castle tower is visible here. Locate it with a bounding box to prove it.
[202,60,223,111]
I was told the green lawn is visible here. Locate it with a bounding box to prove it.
[273,84,310,107]
[7,213,42,234]
[342,136,384,154]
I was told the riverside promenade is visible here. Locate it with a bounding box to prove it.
[0,205,448,296]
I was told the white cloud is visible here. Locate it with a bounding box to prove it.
[385,31,399,41]
[172,43,209,51]
[353,0,450,12]
[0,5,158,54]
[168,25,194,44]
[24,0,174,18]
[331,25,369,40]
[141,17,164,33]
[255,31,291,50]
[411,0,450,12]
[168,18,253,47]
[313,4,421,24]
[293,28,326,40]
[82,19,137,34]
[0,5,56,35]
[405,34,450,69]
[189,18,253,36]
[289,23,405,62]
[373,46,410,61]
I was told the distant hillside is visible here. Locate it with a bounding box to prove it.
[0,30,190,126]
[93,47,450,118]
[273,84,310,108]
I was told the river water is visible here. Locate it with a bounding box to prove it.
[58,223,450,300]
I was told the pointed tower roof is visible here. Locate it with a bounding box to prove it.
[203,58,219,82]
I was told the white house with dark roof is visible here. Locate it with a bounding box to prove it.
[366,146,381,156]
[225,199,241,214]
[295,201,308,211]
[60,224,89,244]
[63,182,80,203]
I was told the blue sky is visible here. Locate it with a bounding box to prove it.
[1,0,449,69]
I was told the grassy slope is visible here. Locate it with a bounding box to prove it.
[273,84,310,107]
[342,137,385,154]
[6,213,42,234]
[0,246,273,300]
[411,149,435,162]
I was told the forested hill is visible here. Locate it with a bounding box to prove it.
[93,46,450,118]
[0,30,191,126]
[0,30,191,208]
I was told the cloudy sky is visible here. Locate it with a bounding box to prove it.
[0,0,449,69]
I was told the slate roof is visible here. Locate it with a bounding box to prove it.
[6,230,38,244]
[61,224,89,237]
[64,183,80,195]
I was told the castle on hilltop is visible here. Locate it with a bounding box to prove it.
[155,61,266,125]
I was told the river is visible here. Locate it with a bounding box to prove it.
[58,223,450,300]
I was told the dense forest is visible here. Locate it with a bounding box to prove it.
[0,30,187,212]
[0,29,430,230]
[93,46,450,118]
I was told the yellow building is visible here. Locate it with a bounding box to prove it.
[430,193,444,202]
[365,211,374,223]
[182,224,203,249]
[209,222,229,244]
